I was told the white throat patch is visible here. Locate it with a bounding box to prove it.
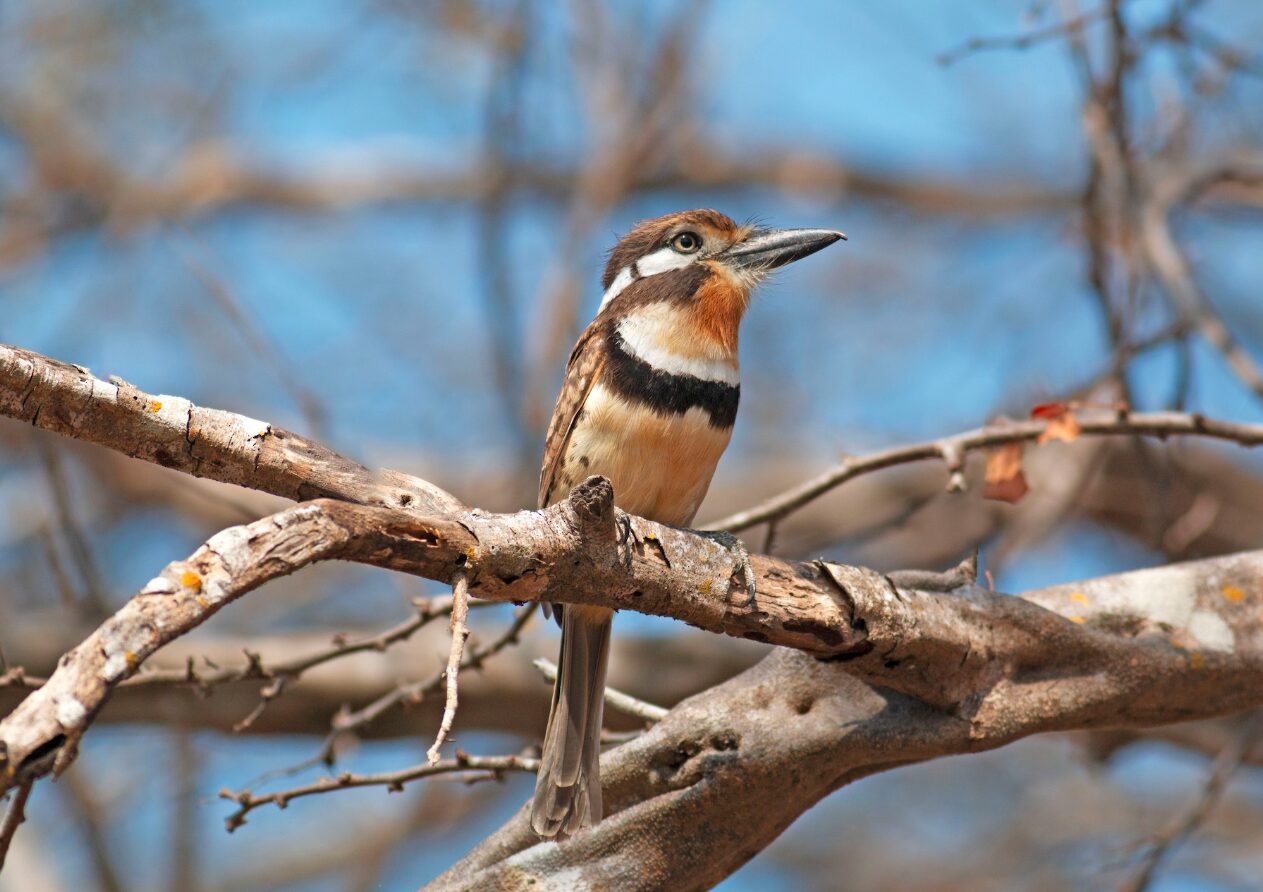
[616,307,740,385]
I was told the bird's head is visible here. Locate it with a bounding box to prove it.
[597,208,844,353]
[601,209,843,302]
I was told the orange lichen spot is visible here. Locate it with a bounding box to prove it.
[1189,651,1207,670]
[125,651,139,670]
[1222,585,1245,603]
[699,579,712,595]
[1068,615,1086,625]
[1070,592,1090,605]
[149,400,163,412]
[463,546,479,562]
[180,570,202,592]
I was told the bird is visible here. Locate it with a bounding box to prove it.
[531,208,844,839]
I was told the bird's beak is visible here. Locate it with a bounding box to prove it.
[724,228,846,272]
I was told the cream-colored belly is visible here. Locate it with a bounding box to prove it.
[551,382,732,526]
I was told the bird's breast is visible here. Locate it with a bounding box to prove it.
[556,381,734,525]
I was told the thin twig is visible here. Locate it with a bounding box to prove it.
[59,769,126,892]
[0,778,35,870]
[937,4,1109,65]
[172,234,330,438]
[33,436,109,615]
[322,604,537,763]
[705,410,1263,534]
[1120,717,1263,891]
[426,573,470,764]
[1141,199,1263,404]
[533,658,668,723]
[219,752,538,832]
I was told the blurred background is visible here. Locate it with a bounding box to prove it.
[2,0,1263,889]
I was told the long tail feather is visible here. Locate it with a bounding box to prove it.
[531,606,612,839]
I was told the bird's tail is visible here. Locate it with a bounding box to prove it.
[530,605,612,839]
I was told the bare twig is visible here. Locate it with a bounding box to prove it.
[33,436,109,615]
[1141,198,1263,404]
[326,604,536,763]
[0,779,34,871]
[0,596,469,714]
[532,657,668,723]
[1120,717,1263,891]
[938,4,1109,65]
[427,573,471,765]
[705,409,1263,533]
[59,769,126,892]
[219,752,538,832]
[171,235,330,438]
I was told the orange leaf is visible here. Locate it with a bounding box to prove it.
[1031,401,1082,444]
[1038,411,1082,444]
[983,442,1028,503]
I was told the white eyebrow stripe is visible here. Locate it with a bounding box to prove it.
[635,245,696,277]
[599,266,635,309]
[617,313,740,385]
[597,246,698,310]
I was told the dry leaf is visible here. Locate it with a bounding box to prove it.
[983,441,1028,503]
[1032,402,1082,444]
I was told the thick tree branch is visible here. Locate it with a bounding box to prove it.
[0,344,459,513]
[5,342,1263,892]
[428,549,1263,891]
[4,467,1263,799]
[4,343,1263,793]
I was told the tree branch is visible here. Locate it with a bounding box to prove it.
[426,547,1263,890]
[6,342,1263,890]
[704,409,1263,533]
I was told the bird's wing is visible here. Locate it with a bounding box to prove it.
[538,326,605,510]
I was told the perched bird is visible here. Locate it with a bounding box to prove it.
[531,209,844,839]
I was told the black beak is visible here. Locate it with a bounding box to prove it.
[725,228,846,272]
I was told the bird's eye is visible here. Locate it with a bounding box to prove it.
[671,232,702,254]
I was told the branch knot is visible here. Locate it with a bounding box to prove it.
[565,475,617,543]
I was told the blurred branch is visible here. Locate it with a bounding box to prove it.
[0,779,33,872]
[524,0,710,430]
[0,77,1088,276]
[937,4,1109,66]
[1120,716,1263,892]
[533,657,668,723]
[32,436,109,616]
[220,751,538,832]
[704,408,1263,534]
[1142,159,1263,405]
[335,598,531,770]
[475,0,535,472]
[429,547,1263,890]
[0,618,760,738]
[58,768,126,892]
[172,234,331,439]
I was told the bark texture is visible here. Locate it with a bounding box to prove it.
[2,343,1263,891]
